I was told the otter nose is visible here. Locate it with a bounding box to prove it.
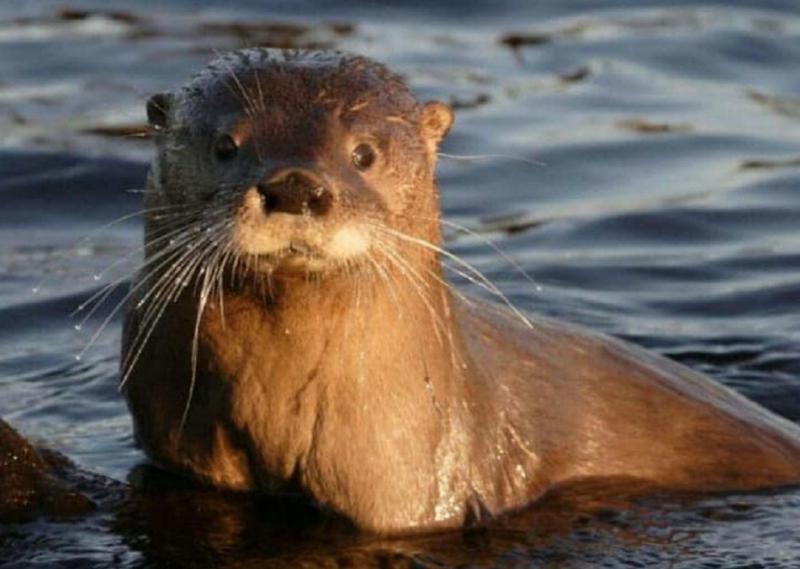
[256,170,333,217]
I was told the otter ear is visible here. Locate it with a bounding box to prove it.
[146,92,173,131]
[421,101,454,148]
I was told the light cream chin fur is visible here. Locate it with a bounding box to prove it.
[324,226,370,259]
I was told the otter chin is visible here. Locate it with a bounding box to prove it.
[122,48,800,535]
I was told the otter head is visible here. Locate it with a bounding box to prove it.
[145,49,453,278]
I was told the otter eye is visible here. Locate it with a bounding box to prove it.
[214,134,238,162]
[351,143,376,171]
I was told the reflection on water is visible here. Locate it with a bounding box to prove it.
[1,0,799,566]
[6,464,800,567]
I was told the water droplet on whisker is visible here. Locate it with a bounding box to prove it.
[74,324,82,331]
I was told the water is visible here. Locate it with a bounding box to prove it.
[1,0,800,566]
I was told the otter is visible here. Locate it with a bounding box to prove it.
[121,48,800,534]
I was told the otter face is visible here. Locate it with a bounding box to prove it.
[146,49,453,276]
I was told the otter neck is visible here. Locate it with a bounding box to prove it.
[199,246,472,412]
[232,247,461,352]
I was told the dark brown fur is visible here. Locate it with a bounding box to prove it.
[0,419,94,523]
[122,49,800,534]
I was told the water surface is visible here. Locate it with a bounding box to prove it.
[1,1,800,566]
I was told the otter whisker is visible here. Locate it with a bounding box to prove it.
[78,230,212,362]
[365,250,402,321]
[364,243,449,409]
[434,218,544,294]
[177,262,212,435]
[120,222,229,390]
[73,234,194,333]
[252,68,267,117]
[174,222,232,304]
[208,231,235,328]
[119,231,213,354]
[77,202,190,239]
[231,248,245,289]
[373,225,533,329]
[377,241,448,347]
[214,247,229,326]
[188,216,234,297]
[179,227,233,436]
[265,266,275,299]
[437,152,546,167]
[32,202,200,295]
[131,220,210,291]
[117,213,232,361]
[72,219,209,321]
[373,232,474,309]
[375,236,464,369]
[119,255,198,389]
[370,224,482,302]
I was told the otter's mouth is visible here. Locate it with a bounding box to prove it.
[269,242,318,258]
[253,242,324,264]
[240,230,369,275]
